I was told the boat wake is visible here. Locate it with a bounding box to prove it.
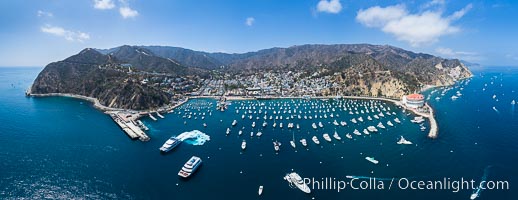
[492,106,500,114]
[176,130,210,145]
[470,165,491,199]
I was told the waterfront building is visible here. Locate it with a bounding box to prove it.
[402,93,425,108]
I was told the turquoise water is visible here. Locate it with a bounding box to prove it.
[0,67,516,199]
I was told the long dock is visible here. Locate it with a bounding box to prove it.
[109,112,150,141]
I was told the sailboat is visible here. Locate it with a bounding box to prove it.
[290,132,296,148]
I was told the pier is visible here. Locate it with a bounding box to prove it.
[109,112,150,141]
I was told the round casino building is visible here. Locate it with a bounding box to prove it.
[402,93,425,109]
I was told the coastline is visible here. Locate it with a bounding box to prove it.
[27,92,439,139]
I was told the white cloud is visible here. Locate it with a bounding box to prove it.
[317,0,342,14]
[436,47,481,61]
[423,0,445,9]
[118,0,138,18]
[40,25,90,42]
[449,3,472,20]
[119,6,139,18]
[245,17,255,26]
[356,3,473,46]
[93,0,115,10]
[37,10,53,18]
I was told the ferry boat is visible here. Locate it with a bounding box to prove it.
[284,172,311,193]
[178,156,202,178]
[241,140,246,150]
[323,133,332,142]
[312,136,320,145]
[365,157,379,164]
[159,136,181,152]
[397,136,413,145]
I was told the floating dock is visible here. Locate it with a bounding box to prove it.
[148,113,157,121]
[156,112,165,119]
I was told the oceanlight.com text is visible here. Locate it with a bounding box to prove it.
[303,177,509,193]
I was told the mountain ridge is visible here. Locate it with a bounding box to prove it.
[31,44,473,110]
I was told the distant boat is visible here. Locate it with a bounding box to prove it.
[512,100,516,105]
[258,185,264,196]
[397,136,413,145]
[365,157,379,164]
[241,140,246,150]
[284,172,311,193]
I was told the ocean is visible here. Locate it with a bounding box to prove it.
[0,66,516,199]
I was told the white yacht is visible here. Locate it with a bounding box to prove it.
[252,121,256,128]
[284,172,311,193]
[394,118,401,123]
[241,140,247,150]
[226,128,230,135]
[178,156,202,178]
[333,131,341,140]
[365,157,379,164]
[312,123,317,129]
[159,136,181,152]
[238,130,243,136]
[397,136,413,145]
[256,131,263,137]
[312,136,320,145]
[345,133,352,139]
[232,120,237,126]
[323,133,332,142]
[258,186,264,196]
[300,139,307,147]
[273,141,281,152]
[290,140,296,148]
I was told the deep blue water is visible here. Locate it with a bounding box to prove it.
[0,67,516,199]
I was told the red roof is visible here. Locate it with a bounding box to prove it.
[407,93,424,100]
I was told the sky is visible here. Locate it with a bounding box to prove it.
[0,0,517,66]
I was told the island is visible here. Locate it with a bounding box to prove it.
[27,44,473,141]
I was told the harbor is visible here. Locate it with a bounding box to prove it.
[5,67,516,200]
